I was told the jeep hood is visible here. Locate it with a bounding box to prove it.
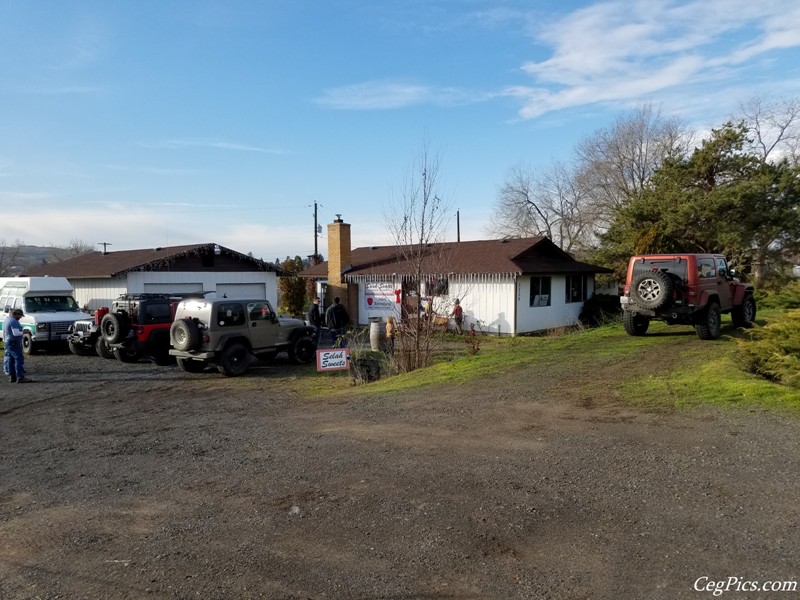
[278,316,306,328]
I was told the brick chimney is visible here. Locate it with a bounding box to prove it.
[327,215,351,308]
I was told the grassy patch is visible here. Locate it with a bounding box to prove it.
[292,311,800,411]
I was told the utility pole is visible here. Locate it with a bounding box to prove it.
[98,242,112,255]
[314,201,319,259]
[456,209,461,242]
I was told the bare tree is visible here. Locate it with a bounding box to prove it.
[46,238,97,263]
[575,102,691,230]
[488,160,592,252]
[0,238,25,276]
[386,142,451,372]
[738,95,800,164]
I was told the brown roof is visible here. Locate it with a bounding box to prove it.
[301,237,611,279]
[23,243,283,279]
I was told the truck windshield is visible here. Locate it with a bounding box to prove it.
[632,259,688,284]
[24,296,81,312]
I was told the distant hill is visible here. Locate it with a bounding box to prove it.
[0,244,77,276]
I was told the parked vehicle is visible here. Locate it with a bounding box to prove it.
[620,253,756,340]
[67,307,115,359]
[169,298,316,376]
[99,294,195,365]
[0,277,90,354]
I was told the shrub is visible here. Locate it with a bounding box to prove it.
[755,280,800,310]
[579,293,622,327]
[734,309,800,388]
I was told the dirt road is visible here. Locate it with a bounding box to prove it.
[1,349,799,599]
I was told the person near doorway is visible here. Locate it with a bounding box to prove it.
[306,297,322,346]
[325,296,350,348]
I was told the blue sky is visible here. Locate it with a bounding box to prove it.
[2,0,800,262]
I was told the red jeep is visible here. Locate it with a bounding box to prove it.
[620,254,756,340]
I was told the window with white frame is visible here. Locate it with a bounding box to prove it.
[529,276,551,307]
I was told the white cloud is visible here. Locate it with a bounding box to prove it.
[514,0,800,119]
[137,139,287,154]
[315,79,492,110]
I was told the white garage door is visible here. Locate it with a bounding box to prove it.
[217,283,266,299]
[144,283,203,294]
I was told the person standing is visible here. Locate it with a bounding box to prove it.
[385,315,397,354]
[305,297,322,347]
[325,296,350,348]
[451,299,464,334]
[4,309,32,383]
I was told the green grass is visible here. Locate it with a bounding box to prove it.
[296,311,800,411]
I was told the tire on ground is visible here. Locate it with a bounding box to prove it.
[113,347,141,363]
[171,319,201,351]
[69,339,93,356]
[96,336,115,359]
[622,311,650,336]
[101,312,130,344]
[22,332,35,355]
[217,342,251,377]
[631,270,674,310]
[731,295,757,328]
[288,335,316,364]
[695,301,722,340]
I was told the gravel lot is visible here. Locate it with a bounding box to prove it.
[1,347,800,599]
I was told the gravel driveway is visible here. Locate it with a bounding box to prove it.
[1,349,799,599]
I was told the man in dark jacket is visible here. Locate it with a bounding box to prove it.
[325,296,350,348]
[306,297,322,346]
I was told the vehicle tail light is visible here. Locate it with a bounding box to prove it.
[202,334,210,343]
[95,306,109,324]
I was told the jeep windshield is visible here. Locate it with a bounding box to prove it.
[24,295,82,312]
[632,258,688,283]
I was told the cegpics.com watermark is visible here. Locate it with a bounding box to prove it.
[694,576,797,596]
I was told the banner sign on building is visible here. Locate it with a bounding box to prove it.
[364,282,400,317]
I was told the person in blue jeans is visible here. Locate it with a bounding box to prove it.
[4,309,32,383]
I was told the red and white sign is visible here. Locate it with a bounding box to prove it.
[316,348,350,372]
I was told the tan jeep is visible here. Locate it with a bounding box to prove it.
[169,298,317,376]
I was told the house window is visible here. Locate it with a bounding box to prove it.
[530,276,551,307]
[566,274,588,303]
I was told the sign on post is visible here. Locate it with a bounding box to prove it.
[316,348,350,372]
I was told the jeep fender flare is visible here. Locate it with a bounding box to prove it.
[218,334,253,354]
[695,292,720,315]
[288,326,316,343]
[731,285,753,305]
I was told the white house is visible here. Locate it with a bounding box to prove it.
[300,217,612,336]
[23,243,283,310]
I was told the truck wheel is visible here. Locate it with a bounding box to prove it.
[622,311,650,336]
[22,332,35,355]
[101,313,130,344]
[217,342,250,377]
[177,357,207,373]
[113,347,141,363]
[68,339,93,356]
[96,336,115,359]
[731,295,757,328]
[289,335,316,364]
[631,270,674,310]
[171,319,200,351]
[695,302,722,340]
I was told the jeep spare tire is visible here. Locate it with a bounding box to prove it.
[631,270,674,310]
[171,318,201,351]
[101,312,130,344]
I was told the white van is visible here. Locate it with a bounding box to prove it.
[0,277,90,354]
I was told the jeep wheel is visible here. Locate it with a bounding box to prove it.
[68,339,93,356]
[171,319,201,351]
[731,295,757,328]
[95,336,115,359]
[631,270,674,310]
[217,343,251,377]
[113,347,141,363]
[622,311,650,336]
[695,301,722,340]
[177,357,207,373]
[101,312,130,344]
[289,335,316,364]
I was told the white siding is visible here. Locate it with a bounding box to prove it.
[69,271,278,311]
[516,274,596,333]
[447,276,516,336]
